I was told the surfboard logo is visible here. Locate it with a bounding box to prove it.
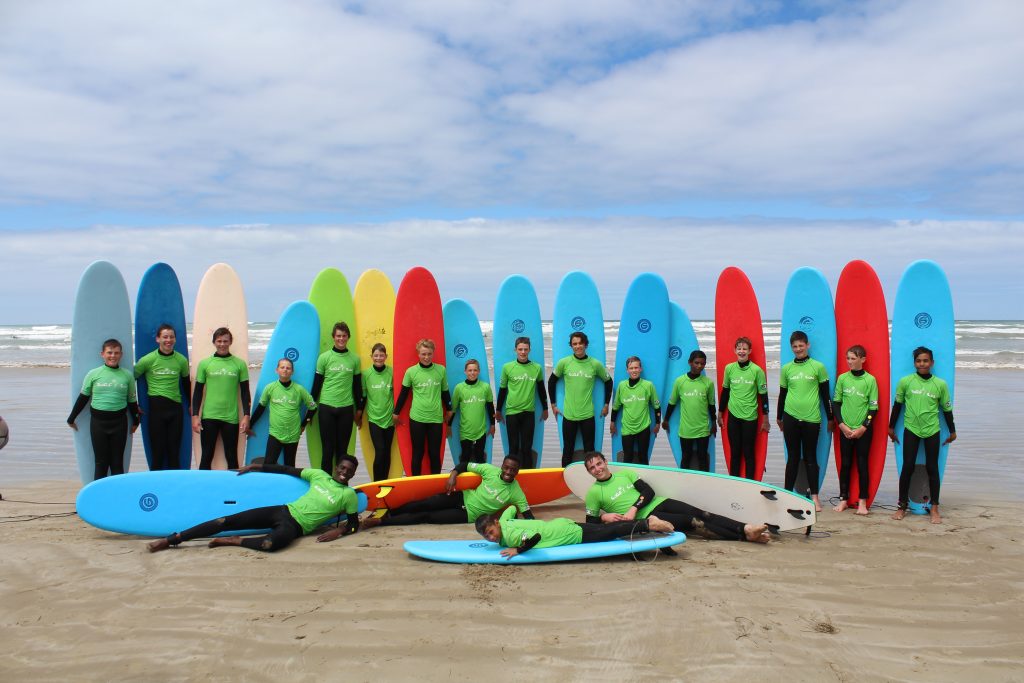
[454,343,469,358]
[798,315,815,332]
[284,347,300,362]
[571,316,586,331]
[469,542,489,548]
[914,312,933,329]
[637,318,652,333]
[511,319,526,333]
[139,493,159,512]
[668,346,683,360]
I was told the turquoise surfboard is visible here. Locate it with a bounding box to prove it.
[610,273,669,461]
[664,302,716,471]
[780,267,836,493]
[71,261,134,484]
[891,260,955,514]
[492,275,546,465]
[404,531,685,564]
[135,262,191,470]
[76,470,367,537]
[443,299,493,463]
[245,301,321,465]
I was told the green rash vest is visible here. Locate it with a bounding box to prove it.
[196,354,249,423]
[499,360,544,415]
[286,469,359,534]
[553,355,610,421]
[895,374,953,438]
[81,365,137,411]
[315,348,361,408]
[402,363,448,424]
[134,350,189,402]
[668,374,716,439]
[258,381,316,444]
[498,505,581,549]
[584,470,664,519]
[451,380,492,441]
[462,462,530,522]
[362,365,394,428]
[780,357,830,423]
[833,371,878,428]
[722,362,767,421]
[613,379,659,436]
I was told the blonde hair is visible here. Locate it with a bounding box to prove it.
[416,339,435,351]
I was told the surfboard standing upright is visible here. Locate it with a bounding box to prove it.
[891,260,955,515]
[71,261,135,484]
[443,298,493,464]
[664,301,716,470]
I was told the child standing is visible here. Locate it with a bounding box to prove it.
[548,332,613,467]
[134,324,191,470]
[393,339,451,476]
[311,322,363,474]
[718,337,769,480]
[495,336,548,468]
[248,358,317,468]
[447,359,495,465]
[361,343,395,481]
[662,350,716,471]
[832,345,878,515]
[609,356,661,465]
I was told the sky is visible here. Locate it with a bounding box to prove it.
[1,0,1022,322]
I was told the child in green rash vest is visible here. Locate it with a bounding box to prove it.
[362,343,395,481]
[609,356,661,466]
[888,346,957,525]
[446,359,495,466]
[393,339,452,476]
[134,324,191,471]
[717,337,769,481]
[68,338,140,480]
[475,504,674,558]
[831,345,878,516]
[147,456,362,553]
[495,336,549,469]
[777,331,834,512]
[192,327,251,470]
[662,350,717,472]
[547,332,613,468]
[247,358,317,468]
[311,322,363,475]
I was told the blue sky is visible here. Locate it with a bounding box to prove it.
[1,0,1022,322]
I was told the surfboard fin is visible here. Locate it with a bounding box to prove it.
[787,509,808,520]
[375,486,393,499]
[759,490,778,501]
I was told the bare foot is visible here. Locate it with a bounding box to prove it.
[743,523,770,543]
[930,506,942,524]
[855,501,869,516]
[360,516,383,531]
[811,494,823,513]
[208,537,243,548]
[891,509,906,521]
[147,538,172,553]
[646,515,674,534]
[833,500,849,513]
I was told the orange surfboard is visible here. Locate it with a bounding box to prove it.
[355,468,570,512]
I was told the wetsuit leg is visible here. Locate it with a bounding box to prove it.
[727,417,757,478]
[424,421,443,474]
[838,430,855,501]
[369,422,394,481]
[855,425,873,500]
[561,418,580,467]
[264,435,284,466]
[148,395,182,470]
[409,419,428,476]
[380,492,466,526]
[922,431,942,506]
[198,419,220,470]
[459,436,487,465]
[337,405,355,457]
[90,408,127,480]
[238,508,304,552]
[280,440,299,468]
[165,505,302,552]
[650,499,746,541]
[506,411,535,467]
[897,429,921,509]
[220,420,240,470]
[577,519,651,543]
[318,404,341,473]
[783,413,821,494]
[680,437,695,470]
[695,436,710,472]
[579,417,596,452]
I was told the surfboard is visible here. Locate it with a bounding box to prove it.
[191,263,249,469]
[552,271,608,460]
[492,275,546,465]
[404,531,686,564]
[664,301,716,470]
[305,268,358,470]
[443,299,493,463]
[714,267,768,480]
[245,301,321,465]
[76,470,368,537]
[393,267,447,475]
[135,262,191,471]
[891,260,955,514]
[356,468,570,512]
[352,268,402,479]
[833,260,889,508]
[610,273,669,461]
[71,261,134,484]
[780,267,836,494]
[563,461,816,532]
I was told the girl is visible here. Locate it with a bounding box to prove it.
[134,324,191,470]
[248,358,317,468]
[192,327,251,470]
[447,359,495,466]
[361,343,395,481]
[495,336,548,468]
[393,339,451,476]
[311,322,363,474]
[832,345,878,515]
[662,350,716,472]
[609,356,660,465]
[718,337,769,480]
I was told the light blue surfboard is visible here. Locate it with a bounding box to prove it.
[891,260,955,514]
[780,267,836,494]
[404,531,685,564]
[135,262,191,471]
[493,275,546,465]
[245,301,321,465]
[443,299,493,464]
[664,302,716,471]
[71,261,134,484]
[553,271,608,459]
[610,273,669,461]
[76,470,368,537]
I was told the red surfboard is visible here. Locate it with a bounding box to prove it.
[393,267,447,476]
[833,260,890,508]
[356,468,570,512]
[715,267,768,481]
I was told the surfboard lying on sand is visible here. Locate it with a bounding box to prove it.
[356,468,570,512]
[404,532,686,565]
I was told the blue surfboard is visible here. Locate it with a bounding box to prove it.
[71,261,134,484]
[76,470,368,537]
[553,271,608,458]
[610,273,669,461]
[492,275,546,465]
[245,301,321,465]
[443,299,493,464]
[664,302,716,470]
[135,262,191,471]
[780,267,836,493]
[891,260,955,514]
[404,531,685,564]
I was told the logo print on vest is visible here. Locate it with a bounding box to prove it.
[914,312,933,329]
[798,315,815,332]
[284,347,300,362]
[454,343,469,358]
[511,319,526,334]
[668,346,683,360]
[139,493,159,512]
[571,316,586,331]
[637,318,652,333]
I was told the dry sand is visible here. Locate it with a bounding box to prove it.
[1,482,1022,682]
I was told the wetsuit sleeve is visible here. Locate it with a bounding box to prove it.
[777,387,788,420]
[259,463,304,477]
[486,401,495,425]
[653,407,661,424]
[819,381,834,420]
[536,379,548,410]
[547,373,558,406]
[760,392,769,416]
[719,387,730,413]
[586,514,603,525]
[128,402,141,426]
[662,403,675,421]
[67,393,90,423]
[310,373,325,401]
[341,512,359,535]
[191,381,204,416]
[632,478,657,509]
[609,407,619,422]
[452,462,470,474]
[250,403,266,426]
[943,410,956,433]
[831,398,843,422]
[240,380,252,415]
[393,385,411,413]
[496,387,508,411]
[517,533,542,553]
[603,377,614,406]
[352,374,364,410]
[707,405,717,424]
[182,376,192,412]
[441,389,452,412]
[889,401,903,425]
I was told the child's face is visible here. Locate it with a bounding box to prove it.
[846,351,865,371]
[734,343,751,362]
[214,334,232,355]
[791,339,809,359]
[570,337,588,357]
[333,329,349,349]
[156,329,176,353]
[276,360,294,382]
[101,345,122,367]
[515,343,531,362]
[914,353,934,374]
[482,523,501,543]
[418,345,434,364]
[627,360,642,380]
[372,349,387,366]
[465,364,480,381]
[689,356,706,374]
